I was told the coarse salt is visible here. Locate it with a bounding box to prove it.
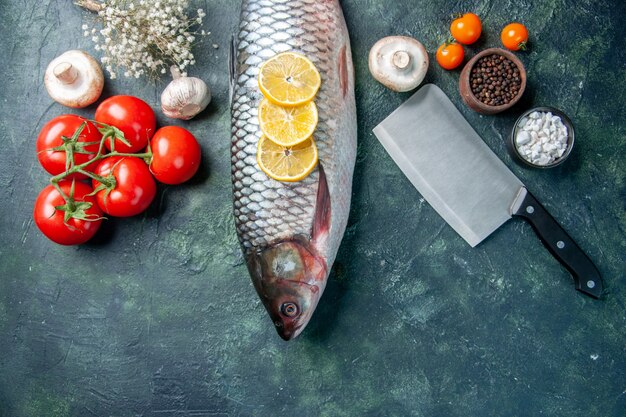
[515,111,568,166]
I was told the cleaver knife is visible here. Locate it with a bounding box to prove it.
[373,84,602,298]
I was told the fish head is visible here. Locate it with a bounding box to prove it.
[247,238,327,341]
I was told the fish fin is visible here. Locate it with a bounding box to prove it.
[229,35,237,105]
[338,45,348,98]
[312,164,331,242]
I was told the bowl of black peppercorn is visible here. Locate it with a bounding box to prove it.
[459,48,526,115]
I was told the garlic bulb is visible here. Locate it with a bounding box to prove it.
[161,66,211,120]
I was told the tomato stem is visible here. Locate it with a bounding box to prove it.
[108,151,151,159]
[50,179,69,201]
[48,120,153,205]
[77,168,108,185]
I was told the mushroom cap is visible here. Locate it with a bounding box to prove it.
[44,50,104,108]
[368,36,429,92]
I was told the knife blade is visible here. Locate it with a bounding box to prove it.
[373,84,603,298]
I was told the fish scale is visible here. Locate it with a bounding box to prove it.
[231,0,356,339]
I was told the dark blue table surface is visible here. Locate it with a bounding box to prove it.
[0,1,624,416]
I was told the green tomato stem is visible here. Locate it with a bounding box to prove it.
[48,121,153,192]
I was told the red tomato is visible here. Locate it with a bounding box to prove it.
[436,42,465,70]
[92,156,156,217]
[34,181,103,245]
[450,13,482,45]
[95,95,156,153]
[149,126,201,185]
[36,115,101,179]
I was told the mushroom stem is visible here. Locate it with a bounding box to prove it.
[369,36,429,92]
[392,50,411,70]
[75,0,104,12]
[170,65,183,80]
[53,62,79,84]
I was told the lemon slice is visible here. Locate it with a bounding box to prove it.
[258,52,321,107]
[258,98,318,147]
[257,135,318,182]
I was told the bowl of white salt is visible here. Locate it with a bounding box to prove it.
[509,107,575,168]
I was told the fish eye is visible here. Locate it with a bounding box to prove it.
[280,302,299,318]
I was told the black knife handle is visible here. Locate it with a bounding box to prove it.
[511,189,603,298]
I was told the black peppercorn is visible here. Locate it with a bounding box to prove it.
[470,54,522,106]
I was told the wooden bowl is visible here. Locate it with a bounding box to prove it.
[459,48,526,115]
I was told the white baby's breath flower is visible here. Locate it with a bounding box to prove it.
[78,0,207,79]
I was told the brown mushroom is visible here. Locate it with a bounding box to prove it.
[44,50,104,108]
[368,36,429,92]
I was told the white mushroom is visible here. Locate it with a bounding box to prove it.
[368,36,429,92]
[161,66,211,120]
[44,50,104,108]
